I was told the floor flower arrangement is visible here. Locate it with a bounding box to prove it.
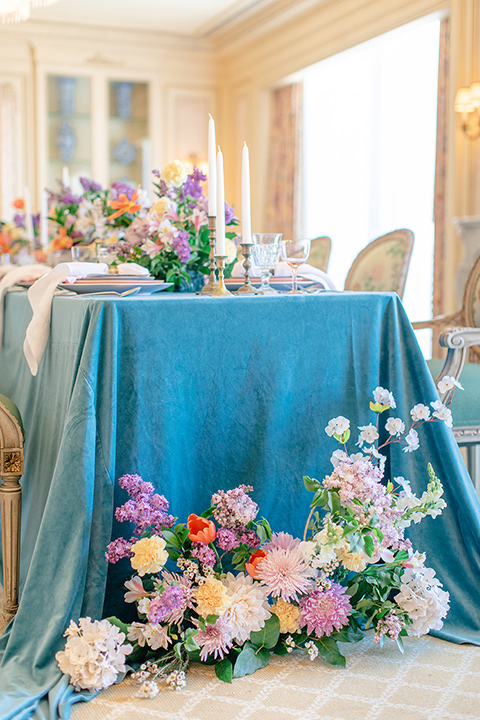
[56,384,457,696]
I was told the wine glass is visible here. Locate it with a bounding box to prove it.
[250,233,282,294]
[280,239,311,294]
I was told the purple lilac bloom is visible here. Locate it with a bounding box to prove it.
[374,610,403,643]
[172,230,191,262]
[32,213,40,229]
[161,572,195,623]
[110,182,135,201]
[216,527,241,551]
[148,586,184,623]
[183,166,206,200]
[298,583,352,638]
[80,177,102,193]
[13,214,25,229]
[212,485,258,530]
[240,529,260,548]
[105,536,134,563]
[115,473,174,533]
[190,543,216,567]
[224,202,235,225]
[62,192,81,205]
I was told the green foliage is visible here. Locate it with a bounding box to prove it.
[313,638,346,668]
[249,614,280,649]
[233,642,271,678]
[215,658,233,683]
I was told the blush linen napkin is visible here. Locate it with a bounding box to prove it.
[23,262,108,376]
[0,264,51,346]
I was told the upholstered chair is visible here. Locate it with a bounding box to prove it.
[412,256,480,491]
[307,236,332,272]
[344,229,414,299]
[0,394,24,619]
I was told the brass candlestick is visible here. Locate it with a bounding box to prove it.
[211,255,233,296]
[236,243,257,294]
[200,216,218,295]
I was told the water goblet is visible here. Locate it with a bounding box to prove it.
[280,238,311,294]
[251,233,282,294]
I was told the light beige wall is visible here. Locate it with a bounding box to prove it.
[215,0,479,315]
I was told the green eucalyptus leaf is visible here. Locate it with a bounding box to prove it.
[233,643,271,678]
[249,614,280,649]
[363,534,375,558]
[313,638,346,668]
[215,658,233,683]
[303,476,321,492]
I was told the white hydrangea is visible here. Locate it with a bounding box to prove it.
[373,387,396,408]
[395,566,450,637]
[325,416,350,437]
[55,617,132,692]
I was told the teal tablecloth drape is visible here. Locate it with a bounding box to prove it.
[0,290,479,719]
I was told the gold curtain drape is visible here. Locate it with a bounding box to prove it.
[265,83,302,240]
[432,16,450,357]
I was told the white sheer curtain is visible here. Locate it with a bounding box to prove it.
[302,17,440,355]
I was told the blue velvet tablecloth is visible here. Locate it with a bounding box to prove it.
[0,290,479,719]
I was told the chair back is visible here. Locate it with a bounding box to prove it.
[308,236,332,272]
[462,255,480,361]
[344,229,414,298]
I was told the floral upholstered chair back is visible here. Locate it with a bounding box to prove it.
[462,255,480,362]
[344,229,414,299]
[307,236,332,272]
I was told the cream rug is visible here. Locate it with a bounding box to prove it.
[71,634,480,720]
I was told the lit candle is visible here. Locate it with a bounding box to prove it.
[216,146,225,256]
[41,190,49,249]
[208,114,217,216]
[24,186,35,248]
[242,142,252,243]
[62,166,70,187]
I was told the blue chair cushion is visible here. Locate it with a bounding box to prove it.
[427,359,480,428]
[0,393,25,441]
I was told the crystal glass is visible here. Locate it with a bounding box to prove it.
[280,239,311,294]
[251,233,282,294]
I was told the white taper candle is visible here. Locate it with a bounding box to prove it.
[216,146,225,255]
[208,114,217,216]
[242,142,252,243]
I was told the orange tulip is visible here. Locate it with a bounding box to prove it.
[187,514,216,544]
[50,227,72,251]
[108,186,142,220]
[245,548,267,579]
[12,198,25,209]
[0,232,10,254]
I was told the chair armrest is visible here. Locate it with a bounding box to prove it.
[412,311,462,330]
[433,327,480,402]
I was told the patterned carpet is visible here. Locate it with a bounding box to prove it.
[1,586,479,719]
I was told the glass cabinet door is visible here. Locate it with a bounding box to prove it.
[47,75,91,191]
[108,80,149,188]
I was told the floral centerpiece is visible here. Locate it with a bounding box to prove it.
[0,197,39,259]
[111,160,239,290]
[56,382,458,696]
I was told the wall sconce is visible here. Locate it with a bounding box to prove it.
[455,83,480,139]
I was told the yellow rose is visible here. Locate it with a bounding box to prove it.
[130,536,169,576]
[195,577,232,618]
[271,598,300,634]
[161,160,188,188]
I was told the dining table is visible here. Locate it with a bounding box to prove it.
[0,288,479,720]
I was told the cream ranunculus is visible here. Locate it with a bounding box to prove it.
[161,160,188,188]
[130,536,169,576]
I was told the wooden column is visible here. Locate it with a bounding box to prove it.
[0,405,24,619]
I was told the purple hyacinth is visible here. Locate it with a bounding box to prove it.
[13,214,25,229]
[190,543,216,567]
[110,181,135,201]
[148,586,184,623]
[224,202,235,225]
[80,177,102,193]
[115,473,174,534]
[183,166,206,200]
[62,192,81,205]
[172,230,191,262]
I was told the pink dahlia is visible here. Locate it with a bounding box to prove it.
[256,546,314,602]
[298,583,351,637]
[194,617,234,661]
